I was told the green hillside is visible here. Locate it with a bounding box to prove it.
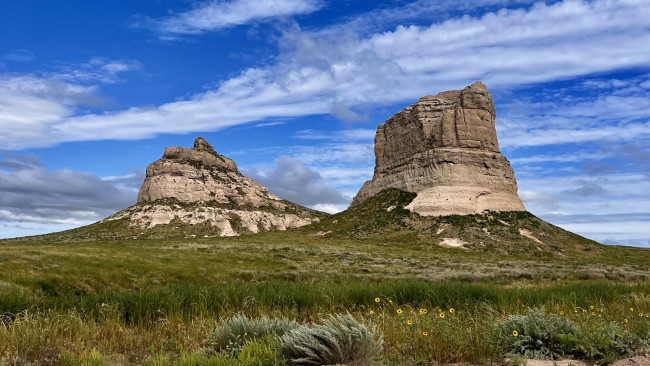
[305,188,603,257]
[1,189,650,365]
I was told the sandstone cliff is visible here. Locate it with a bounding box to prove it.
[104,137,323,237]
[351,81,525,216]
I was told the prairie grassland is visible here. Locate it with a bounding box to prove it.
[1,232,650,365]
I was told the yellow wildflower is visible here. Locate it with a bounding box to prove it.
[449,308,455,313]
[592,312,596,316]
[397,309,403,314]
[513,330,519,337]
[419,308,428,315]
[369,310,374,315]
[422,331,428,336]
[640,313,644,317]
[374,297,380,303]
[439,313,445,318]
[624,319,629,323]
[407,320,413,325]
[630,308,634,312]
[590,305,595,310]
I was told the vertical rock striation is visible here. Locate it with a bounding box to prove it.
[351,81,525,216]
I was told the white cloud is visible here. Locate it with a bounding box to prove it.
[54,57,141,84]
[4,0,650,150]
[243,155,349,208]
[557,221,650,247]
[0,221,81,240]
[293,128,375,141]
[496,76,650,149]
[0,152,140,237]
[516,172,650,245]
[233,138,375,204]
[310,203,348,214]
[501,122,650,148]
[510,152,606,164]
[138,0,323,38]
[0,76,98,145]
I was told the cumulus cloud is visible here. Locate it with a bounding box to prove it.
[0,152,141,237]
[244,155,349,212]
[228,138,375,202]
[137,0,323,38]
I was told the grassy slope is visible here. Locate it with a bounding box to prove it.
[6,198,328,243]
[2,188,649,292]
[1,189,650,364]
[306,189,603,256]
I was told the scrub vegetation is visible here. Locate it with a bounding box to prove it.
[1,189,649,365]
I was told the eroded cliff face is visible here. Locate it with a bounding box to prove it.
[137,137,282,208]
[104,137,322,236]
[351,81,526,216]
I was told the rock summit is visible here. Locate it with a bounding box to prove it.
[351,81,525,216]
[105,137,323,236]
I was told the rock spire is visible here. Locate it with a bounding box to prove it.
[351,81,525,216]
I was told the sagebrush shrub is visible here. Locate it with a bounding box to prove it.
[280,313,383,366]
[581,321,649,361]
[493,307,581,360]
[206,314,299,356]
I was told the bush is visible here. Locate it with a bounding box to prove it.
[206,315,299,356]
[581,321,649,362]
[493,307,581,360]
[237,335,285,366]
[280,313,383,366]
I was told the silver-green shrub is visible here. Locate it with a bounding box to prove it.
[582,321,649,361]
[280,313,383,366]
[206,314,299,356]
[493,307,581,360]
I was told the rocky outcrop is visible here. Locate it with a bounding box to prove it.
[105,137,323,236]
[137,137,279,208]
[351,81,525,216]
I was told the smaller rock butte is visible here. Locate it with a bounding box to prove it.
[107,137,321,236]
[351,81,526,216]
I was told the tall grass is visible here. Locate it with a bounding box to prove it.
[1,279,649,364]
[3,279,648,324]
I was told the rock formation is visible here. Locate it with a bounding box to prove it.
[351,81,525,216]
[105,137,322,236]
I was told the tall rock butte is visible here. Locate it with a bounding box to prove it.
[105,137,322,236]
[351,81,526,216]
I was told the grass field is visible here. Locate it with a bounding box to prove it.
[1,191,649,365]
[1,231,650,365]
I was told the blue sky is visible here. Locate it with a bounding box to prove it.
[1,0,650,246]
